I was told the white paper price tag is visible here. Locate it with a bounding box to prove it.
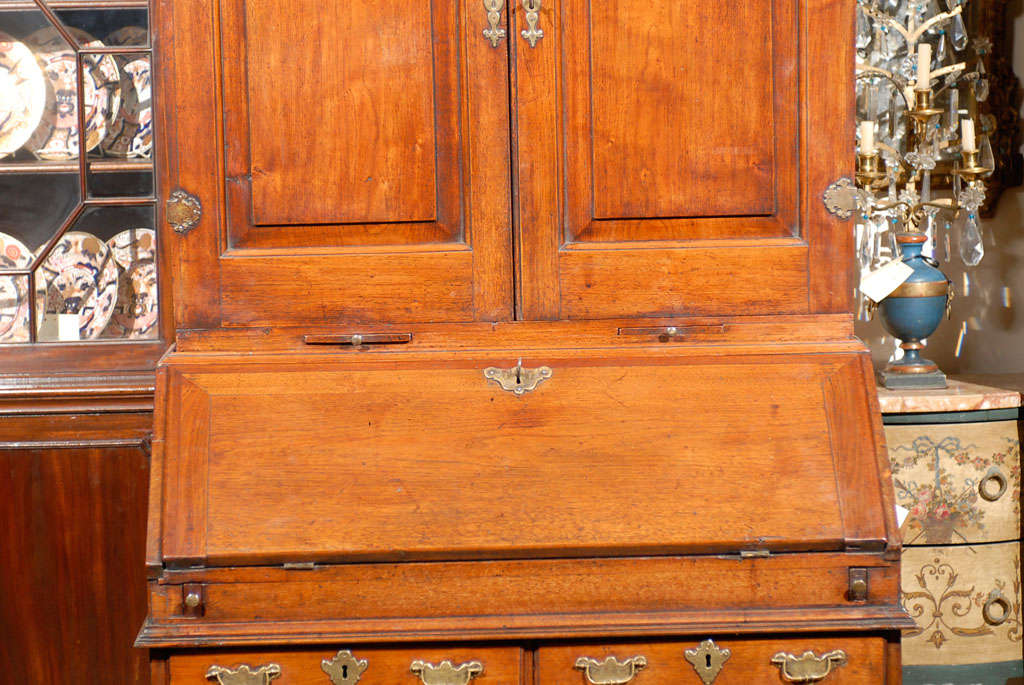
[57,313,81,341]
[895,504,910,528]
[860,259,914,303]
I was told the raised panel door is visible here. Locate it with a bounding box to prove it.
[512,0,854,319]
[160,0,513,327]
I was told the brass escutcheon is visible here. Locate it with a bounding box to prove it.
[166,188,202,234]
[770,650,848,683]
[205,664,281,685]
[573,655,648,684]
[322,650,368,684]
[483,360,552,395]
[482,0,507,46]
[683,640,731,684]
[521,0,543,46]
[409,659,484,685]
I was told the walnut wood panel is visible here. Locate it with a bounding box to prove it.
[0,441,150,683]
[169,646,522,684]
[241,0,439,227]
[537,635,889,683]
[161,0,512,329]
[513,0,850,320]
[140,553,909,646]
[153,346,890,567]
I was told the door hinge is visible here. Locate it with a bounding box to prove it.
[739,549,771,559]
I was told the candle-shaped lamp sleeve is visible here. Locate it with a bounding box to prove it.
[916,42,932,90]
[961,118,976,153]
[859,120,875,154]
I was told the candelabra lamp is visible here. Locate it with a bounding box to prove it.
[834,0,996,388]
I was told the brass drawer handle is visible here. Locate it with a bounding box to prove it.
[979,467,1008,502]
[482,0,507,46]
[684,640,731,684]
[770,650,847,683]
[573,656,648,684]
[483,359,552,395]
[410,659,483,685]
[205,663,281,684]
[983,588,1011,626]
[521,0,543,47]
[322,650,369,684]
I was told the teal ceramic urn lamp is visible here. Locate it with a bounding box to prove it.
[876,230,952,389]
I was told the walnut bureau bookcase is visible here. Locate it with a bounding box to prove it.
[142,0,913,682]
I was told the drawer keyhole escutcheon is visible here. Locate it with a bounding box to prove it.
[483,360,552,395]
[573,655,648,684]
[410,659,484,685]
[322,650,369,684]
[683,640,730,684]
[770,650,847,682]
[205,663,281,685]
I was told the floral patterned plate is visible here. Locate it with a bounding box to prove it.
[102,27,151,158]
[34,231,119,339]
[107,227,155,269]
[0,232,32,343]
[102,260,157,339]
[0,31,46,159]
[25,28,120,161]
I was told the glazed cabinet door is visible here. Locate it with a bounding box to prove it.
[513,0,854,319]
[159,0,513,328]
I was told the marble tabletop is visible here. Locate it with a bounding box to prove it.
[877,377,1022,414]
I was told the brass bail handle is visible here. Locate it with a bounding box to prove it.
[521,0,543,47]
[573,656,648,684]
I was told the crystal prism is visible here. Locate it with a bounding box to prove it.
[979,135,995,171]
[975,77,989,102]
[959,213,984,266]
[857,8,872,49]
[951,13,968,51]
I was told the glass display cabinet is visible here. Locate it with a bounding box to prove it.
[0,1,157,681]
[0,0,165,374]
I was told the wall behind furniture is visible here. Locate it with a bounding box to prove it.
[857,1,1024,375]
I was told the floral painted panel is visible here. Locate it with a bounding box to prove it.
[901,543,1022,666]
[886,420,1020,545]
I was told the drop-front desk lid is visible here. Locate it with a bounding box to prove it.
[149,320,898,570]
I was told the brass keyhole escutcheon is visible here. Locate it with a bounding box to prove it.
[483,360,552,395]
[322,650,368,684]
[684,640,731,684]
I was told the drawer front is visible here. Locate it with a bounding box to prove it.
[170,646,522,684]
[886,420,1020,545]
[156,350,887,567]
[537,637,888,684]
[901,542,1022,667]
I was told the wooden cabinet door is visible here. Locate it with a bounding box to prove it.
[512,0,854,320]
[159,0,513,328]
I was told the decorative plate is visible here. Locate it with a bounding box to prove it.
[102,27,151,158]
[0,232,33,343]
[25,28,120,161]
[102,260,157,338]
[107,227,155,269]
[0,31,46,159]
[34,231,119,340]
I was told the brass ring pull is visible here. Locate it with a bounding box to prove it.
[770,650,848,683]
[410,660,483,685]
[979,467,1008,502]
[482,0,507,47]
[205,664,281,684]
[521,0,543,47]
[573,656,648,684]
[983,589,1011,626]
